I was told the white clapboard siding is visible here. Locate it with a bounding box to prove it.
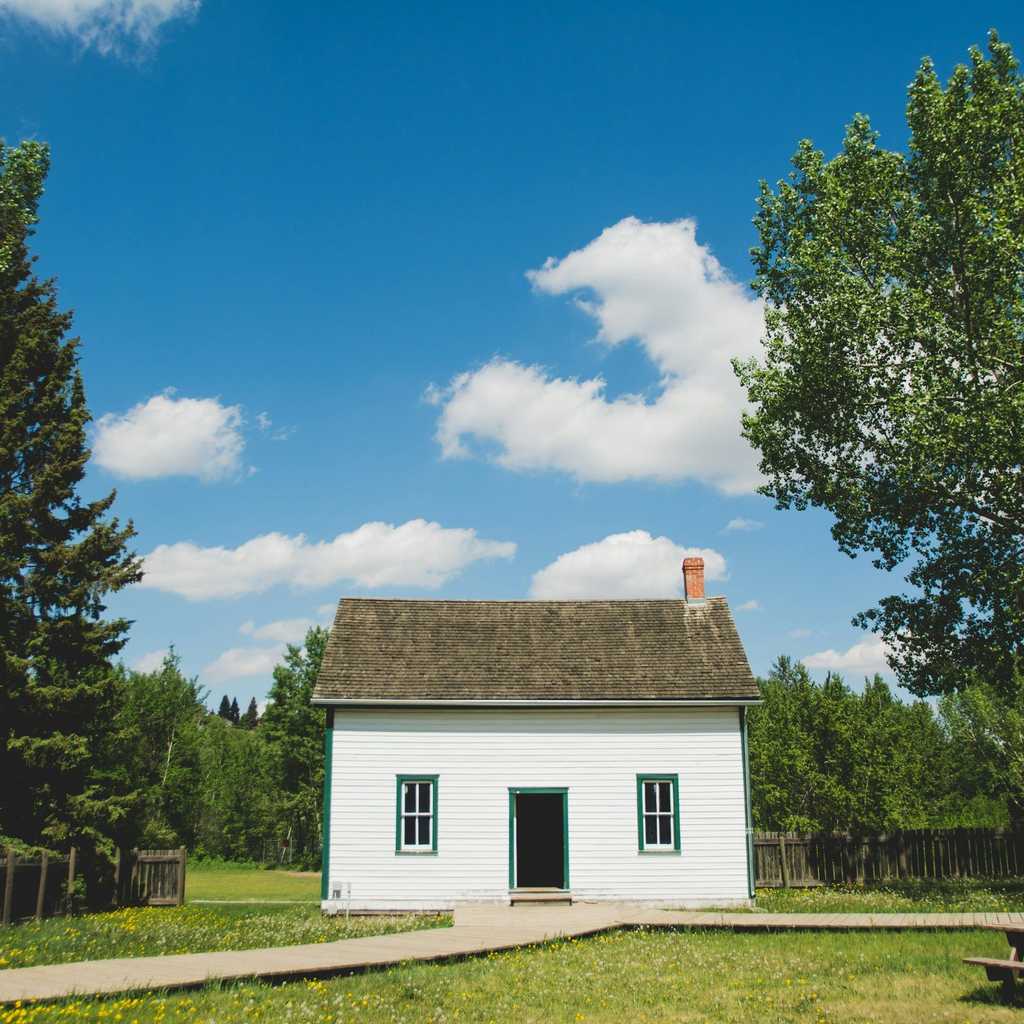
[323,706,750,911]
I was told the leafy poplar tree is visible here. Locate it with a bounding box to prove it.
[0,141,141,849]
[261,627,328,860]
[735,34,1024,696]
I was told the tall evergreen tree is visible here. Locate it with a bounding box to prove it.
[0,141,141,850]
[217,695,232,720]
[241,697,259,729]
[229,697,240,725]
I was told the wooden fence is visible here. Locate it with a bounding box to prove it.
[754,828,1024,887]
[1,846,186,925]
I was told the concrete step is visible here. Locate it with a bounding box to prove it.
[509,889,573,906]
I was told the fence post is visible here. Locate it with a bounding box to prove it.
[778,834,790,888]
[65,846,77,914]
[176,848,186,907]
[35,851,49,921]
[2,847,14,926]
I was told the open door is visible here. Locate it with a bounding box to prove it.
[511,790,567,889]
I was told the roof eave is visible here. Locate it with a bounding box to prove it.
[310,696,762,708]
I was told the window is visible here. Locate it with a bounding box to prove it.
[636,774,680,852]
[396,776,438,853]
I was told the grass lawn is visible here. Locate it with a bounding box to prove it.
[754,879,1024,913]
[185,863,320,902]
[12,926,1024,1023]
[0,905,449,970]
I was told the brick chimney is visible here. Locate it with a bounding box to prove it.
[682,557,705,603]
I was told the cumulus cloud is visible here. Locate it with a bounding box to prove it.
[802,635,892,675]
[529,530,726,600]
[724,517,763,533]
[431,217,763,494]
[0,0,198,53]
[735,599,761,612]
[132,648,168,673]
[204,645,282,683]
[239,617,316,644]
[140,518,517,600]
[93,391,244,482]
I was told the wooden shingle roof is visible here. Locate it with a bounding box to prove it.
[312,597,758,704]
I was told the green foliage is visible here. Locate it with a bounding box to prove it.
[735,33,1024,697]
[748,657,1001,832]
[0,139,141,857]
[260,627,329,858]
[241,697,259,729]
[108,651,207,849]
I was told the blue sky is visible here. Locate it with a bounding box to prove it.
[3,0,1021,705]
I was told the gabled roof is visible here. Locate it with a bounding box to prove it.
[312,597,759,704]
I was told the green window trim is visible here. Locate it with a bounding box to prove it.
[636,774,681,853]
[320,709,334,901]
[395,775,439,854]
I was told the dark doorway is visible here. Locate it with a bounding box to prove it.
[514,792,566,888]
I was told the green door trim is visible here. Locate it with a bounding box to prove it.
[507,787,569,890]
[320,708,334,901]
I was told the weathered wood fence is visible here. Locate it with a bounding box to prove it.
[0,846,186,925]
[755,828,1024,887]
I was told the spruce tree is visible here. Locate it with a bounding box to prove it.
[229,697,240,725]
[0,141,141,850]
[217,695,232,720]
[241,697,259,729]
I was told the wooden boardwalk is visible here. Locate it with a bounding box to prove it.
[3,904,1023,1005]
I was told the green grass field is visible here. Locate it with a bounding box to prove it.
[755,878,1024,913]
[9,927,1023,1023]
[7,868,1024,1022]
[185,863,320,902]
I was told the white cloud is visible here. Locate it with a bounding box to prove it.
[239,617,316,644]
[132,648,168,673]
[735,599,761,612]
[529,530,726,600]
[140,518,517,600]
[724,517,763,533]
[204,645,282,683]
[431,217,763,494]
[0,0,198,53]
[317,603,337,618]
[802,635,892,675]
[255,412,272,432]
[93,391,244,482]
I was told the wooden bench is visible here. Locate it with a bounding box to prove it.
[965,925,1024,996]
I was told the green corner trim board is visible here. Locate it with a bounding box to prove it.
[320,708,334,901]
[740,706,755,899]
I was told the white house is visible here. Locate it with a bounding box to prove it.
[313,557,759,912]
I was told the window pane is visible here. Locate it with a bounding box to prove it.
[658,814,672,846]
[417,782,431,813]
[403,816,416,845]
[644,815,658,845]
[404,784,416,813]
[658,782,671,811]
[644,782,657,813]
[417,815,430,846]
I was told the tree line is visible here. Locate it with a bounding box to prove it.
[748,657,1023,834]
